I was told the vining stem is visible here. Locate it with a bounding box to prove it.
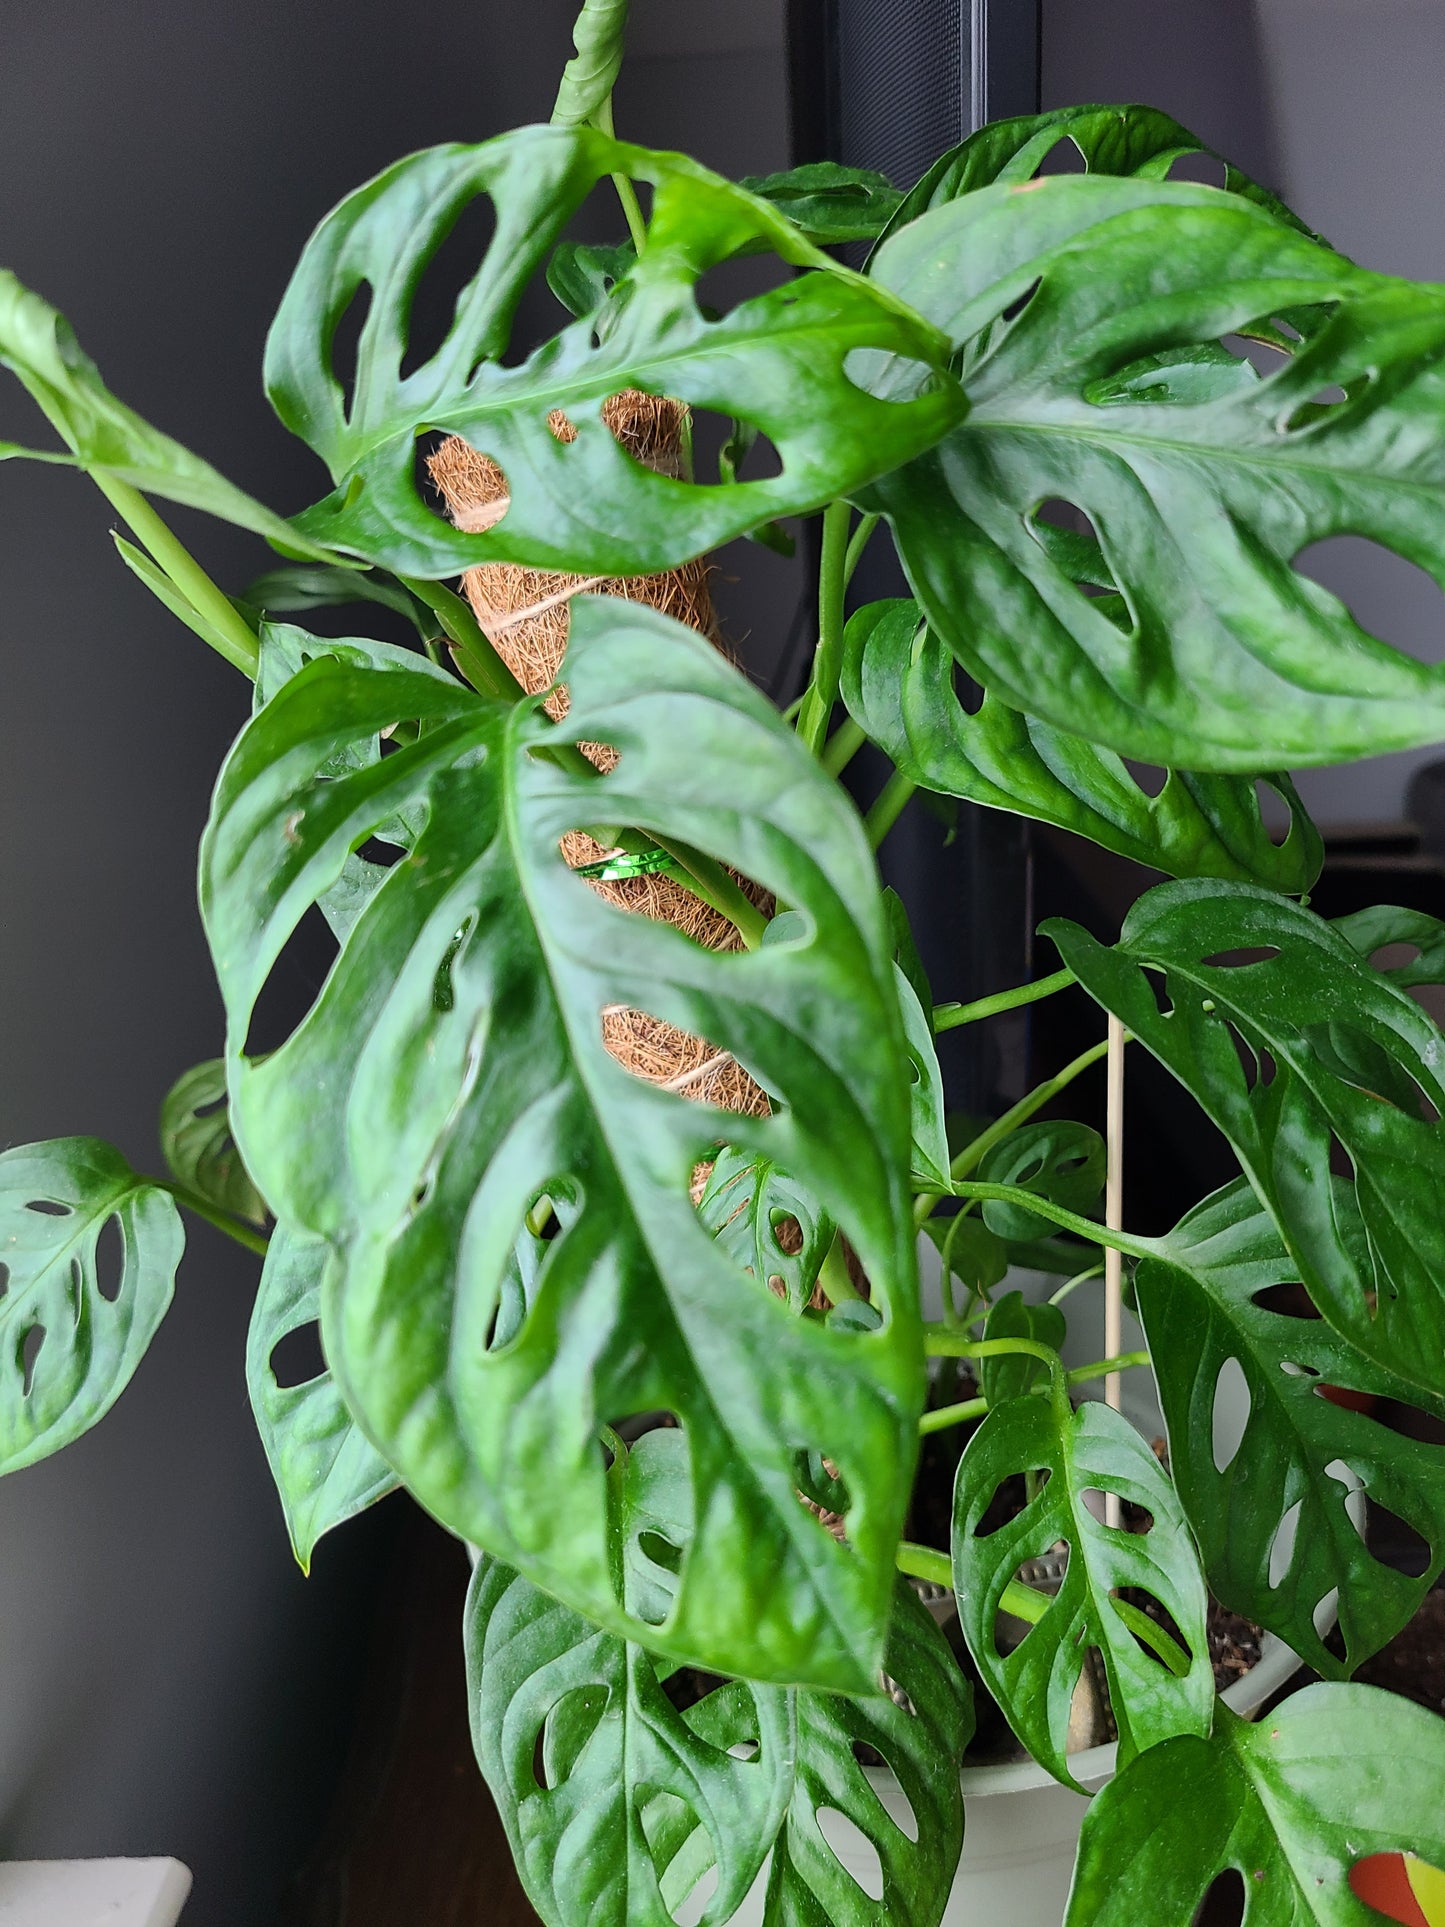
[933,965,1076,1033]
[93,474,260,677]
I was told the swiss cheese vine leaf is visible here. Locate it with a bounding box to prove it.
[695,1148,834,1315]
[976,1119,1105,1243]
[741,162,904,245]
[159,1059,267,1229]
[201,594,922,1691]
[0,271,332,557]
[1066,1687,1445,1926]
[245,1226,398,1572]
[1138,1180,1445,1678]
[880,102,1309,246]
[1047,880,1445,1400]
[979,1290,1067,1408]
[865,175,1445,771]
[551,0,629,128]
[840,600,1322,889]
[952,1389,1214,1789]
[0,1139,182,1474]
[265,126,963,579]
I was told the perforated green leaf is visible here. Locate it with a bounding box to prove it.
[201,594,922,1690]
[1066,1688,1445,1926]
[741,162,904,245]
[977,1120,1104,1243]
[696,1148,834,1315]
[952,1386,1214,1789]
[265,126,962,578]
[0,271,332,556]
[0,1139,182,1473]
[1138,1179,1445,1678]
[159,1059,267,1229]
[865,174,1445,771]
[1047,880,1445,1399]
[879,102,1309,246]
[840,600,1322,889]
[245,1225,398,1571]
[979,1290,1067,1407]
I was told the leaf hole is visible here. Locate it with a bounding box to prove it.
[1167,150,1228,189]
[399,191,500,381]
[329,280,372,421]
[1114,1589,1192,1670]
[1312,1587,1340,1638]
[1219,332,1293,380]
[1124,759,1168,799]
[24,1198,71,1217]
[0,1263,8,1300]
[19,1323,45,1398]
[999,277,1041,326]
[1268,1497,1304,1588]
[1034,136,1088,176]
[1252,1280,1321,1322]
[670,1862,719,1927]
[1361,1498,1431,1572]
[1279,1360,1321,1379]
[1192,1868,1246,1926]
[242,902,338,1061]
[816,1807,884,1902]
[90,1215,122,1306]
[535,1684,609,1791]
[1200,947,1281,968]
[1212,1357,1251,1474]
[268,1320,326,1391]
[972,1469,1051,1539]
[1293,536,1445,667]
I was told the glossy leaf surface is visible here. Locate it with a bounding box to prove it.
[953,1388,1214,1788]
[741,162,904,245]
[246,1225,398,1571]
[266,126,962,578]
[1066,1687,1445,1925]
[0,1139,182,1474]
[841,600,1322,888]
[1048,880,1445,1398]
[0,271,331,555]
[202,595,922,1689]
[696,1148,834,1315]
[866,175,1445,770]
[880,102,1308,245]
[1138,1180,1445,1677]
[159,1059,267,1228]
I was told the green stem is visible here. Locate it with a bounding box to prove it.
[821,716,867,778]
[593,96,649,251]
[843,512,880,587]
[1050,1262,1103,1307]
[896,1543,1049,1625]
[93,474,259,677]
[652,838,767,949]
[400,575,527,702]
[919,1395,989,1436]
[866,770,916,848]
[924,1331,1063,1374]
[950,1183,1155,1261]
[915,1035,1112,1228]
[1066,1349,1150,1388]
[817,1232,862,1305]
[934,966,1076,1034]
[1111,1597,1192,1678]
[795,500,853,756]
[161,1182,269,1257]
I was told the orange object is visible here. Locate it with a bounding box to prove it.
[1350,1853,1431,1926]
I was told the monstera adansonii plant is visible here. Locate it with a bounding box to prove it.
[6,3,1445,1920]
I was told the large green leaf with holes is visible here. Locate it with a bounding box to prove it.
[201,593,922,1691]
[468,1516,970,1927]
[0,272,332,556]
[264,125,962,579]
[878,103,1308,247]
[1066,1688,1445,1926]
[864,174,1445,771]
[1047,880,1445,1400]
[245,1225,398,1571]
[0,1139,182,1473]
[952,1385,1214,1790]
[1139,1180,1445,1679]
[841,600,1322,888]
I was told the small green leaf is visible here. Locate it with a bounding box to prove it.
[1066,1686,1445,1925]
[0,1139,182,1473]
[978,1120,1105,1243]
[0,270,333,557]
[866,175,1445,771]
[1139,1179,1445,1677]
[159,1059,267,1229]
[552,0,630,129]
[898,964,950,1190]
[922,1214,1009,1306]
[979,1290,1067,1406]
[245,1225,398,1571]
[696,1147,834,1315]
[243,563,433,638]
[546,239,637,319]
[952,1389,1214,1788]
[1047,880,1445,1400]
[113,534,250,662]
[202,595,923,1690]
[265,127,963,578]
[841,601,1322,890]
[740,162,904,245]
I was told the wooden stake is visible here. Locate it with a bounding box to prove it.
[1104,1012,1126,1529]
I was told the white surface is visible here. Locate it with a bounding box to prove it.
[0,1860,190,1925]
